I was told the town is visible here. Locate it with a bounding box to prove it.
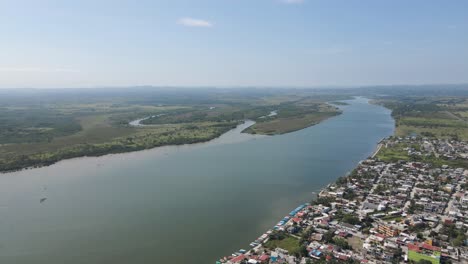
[217,137,467,264]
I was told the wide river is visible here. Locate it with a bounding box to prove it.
[0,97,394,264]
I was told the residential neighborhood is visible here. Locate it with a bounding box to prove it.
[217,137,468,264]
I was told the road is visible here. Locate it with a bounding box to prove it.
[371,144,383,158]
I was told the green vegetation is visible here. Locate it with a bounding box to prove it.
[440,223,467,247]
[375,142,412,162]
[374,96,468,140]
[0,88,345,172]
[408,250,440,264]
[341,214,360,225]
[0,122,237,172]
[0,110,81,144]
[373,184,390,194]
[245,100,341,135]
[382,215,403,222]
[333,237,352,250]
[376,140,468,168]
[264,235,302,255]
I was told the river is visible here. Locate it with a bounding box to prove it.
[0,97,394,264]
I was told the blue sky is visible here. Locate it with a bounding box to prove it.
[0,0,467,88]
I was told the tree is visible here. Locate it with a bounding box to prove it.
[299,245,308,257]
[453,233,466,247]
[417,233,424,240]
[342,214,360,225]
[323,230,335,243]
[333,237,351,250]
[417,260,432,264]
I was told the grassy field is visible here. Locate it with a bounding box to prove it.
[374,96,468,140]
[408,250,440,264]
[376,141,468,168]
[0,101,240,172]
[347,236,363,251]
[381,215,403,222]
[244,100,341,135]
[246,111,339,135]
[264,236,301,254]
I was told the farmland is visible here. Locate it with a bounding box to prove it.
[374,96,468,140]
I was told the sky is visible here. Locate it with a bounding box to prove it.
[0,0,467,88]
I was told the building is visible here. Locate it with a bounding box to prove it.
[378,224,400,237]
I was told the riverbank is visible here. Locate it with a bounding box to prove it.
[217,136,389,263]
[243,103,342,135]
[0,121,241,173]
[0,89,349,174]
[218,135,467,263]
[0,97,395,264]
[217,98,396,263]
[0,103,342,173]
[243,111,340,135]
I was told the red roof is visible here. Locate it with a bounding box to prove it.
[259,255,270,261]
[408,244,420,252]
[292,217,301,223]
[408,243,441,253]
[408,243,441,252]
[421,243,441,252]
[230,254,245,263]
[376,233,386,239]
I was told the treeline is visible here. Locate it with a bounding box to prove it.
[0,122,237,173]
[378,101,441,119]
[0,108,82,144]
[140,106,275,125]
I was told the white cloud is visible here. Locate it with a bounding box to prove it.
[281,0,305,4]
[177,17,213,28]
[0,67,79,73]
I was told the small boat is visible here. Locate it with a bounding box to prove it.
[40,198,47,203]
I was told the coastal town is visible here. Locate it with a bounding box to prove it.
[217,136,468,264]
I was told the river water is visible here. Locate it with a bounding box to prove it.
[0,97,394,264]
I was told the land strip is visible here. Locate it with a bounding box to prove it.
[0,90,346,172]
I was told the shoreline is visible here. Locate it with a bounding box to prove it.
[371,143,383,158]
[217,134,468,263]
[217,136,388,261]
[243,102,345,136]
[1,105,345,175]
[0,120,256,175]
[0,96,400,264]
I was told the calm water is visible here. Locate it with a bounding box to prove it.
[0,97,394,264]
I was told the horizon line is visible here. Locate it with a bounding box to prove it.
[0,83,467,90]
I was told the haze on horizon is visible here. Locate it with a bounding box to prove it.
[1,0,467,89]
